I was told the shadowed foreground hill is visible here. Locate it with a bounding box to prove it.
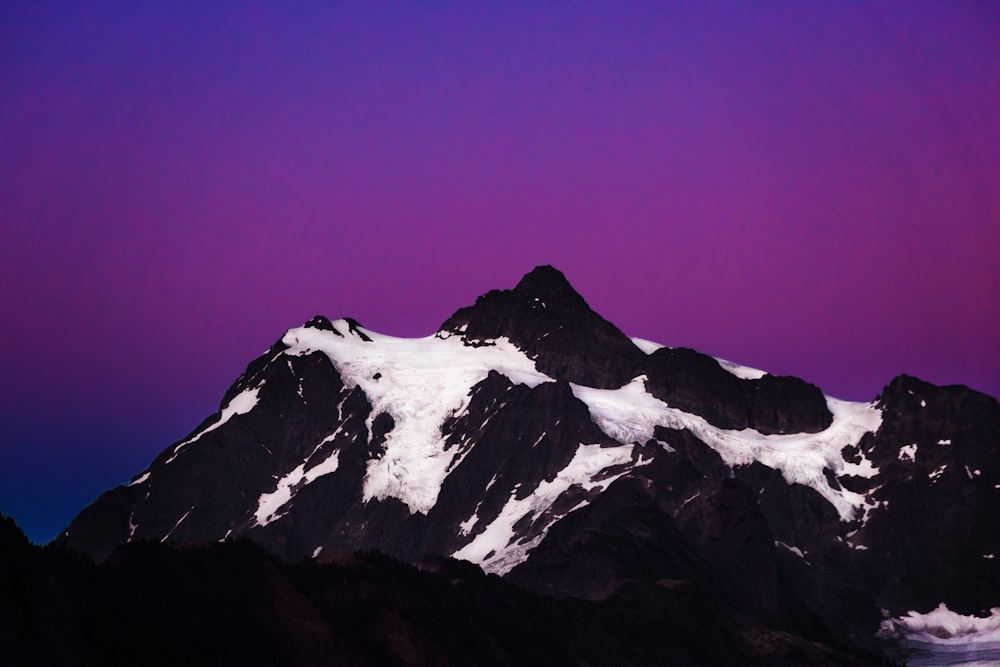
[0,515,888,667]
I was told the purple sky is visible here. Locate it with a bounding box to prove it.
[2,1,998,544]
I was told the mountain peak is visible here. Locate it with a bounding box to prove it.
[512,265,581,301]
[438,266,644,388]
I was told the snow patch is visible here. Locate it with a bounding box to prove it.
[899,443,918,462]
[937,439,952,445]
[929,464,947,483]
[776,541,805,558]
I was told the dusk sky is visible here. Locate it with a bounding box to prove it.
[2,1,998,544]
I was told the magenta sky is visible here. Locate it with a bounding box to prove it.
[2,1,998,544]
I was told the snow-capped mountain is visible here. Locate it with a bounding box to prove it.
[59,265,1000,661]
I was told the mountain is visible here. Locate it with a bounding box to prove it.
[54,265,999,663]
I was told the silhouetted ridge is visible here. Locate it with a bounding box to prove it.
[642,347,833,434]
[439,265,645,388]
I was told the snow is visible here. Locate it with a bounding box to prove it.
[715,357,768,380]
[881,604,1000,645]
[166,385,262,463]
[881,605,1000,667]
[452,442,647,574]
[571,380,883,522]
[253,432,343,526]
[312,546,323,558]
[776,541,805,558]
[161,506,194,542]
[280,321,553,514]
[938,439,952,445]
[899,443,918,462]
[127,471,151,487]
[929,464,948,483]
[630,337,664,354]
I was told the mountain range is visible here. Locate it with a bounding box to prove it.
[4,265,997,665]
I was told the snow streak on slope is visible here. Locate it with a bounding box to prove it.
[165,386,262,463]
[281,322,553,514]
[452,442,648,575]
[571,377,883,521]
[254,433,343,527]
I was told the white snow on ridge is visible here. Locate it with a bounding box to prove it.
[281,322,553,514]
[629,337,768,381]
[571,380,883,522]
[452,442,646,575]
[630,337,665,354]
[715,357,768,380]
[166,385,262,463]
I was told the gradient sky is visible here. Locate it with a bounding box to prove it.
[2,1,998,544]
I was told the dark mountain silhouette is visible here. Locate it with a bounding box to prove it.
[10,265,997,664]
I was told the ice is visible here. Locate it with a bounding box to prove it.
[281,321,553,514]
[881,603,1000,644]
[166,385,263,463]
[571,381,883,521]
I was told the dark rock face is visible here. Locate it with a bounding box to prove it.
[851,375,1000,615]
[438,265,646,388]
[642,347,832,434]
